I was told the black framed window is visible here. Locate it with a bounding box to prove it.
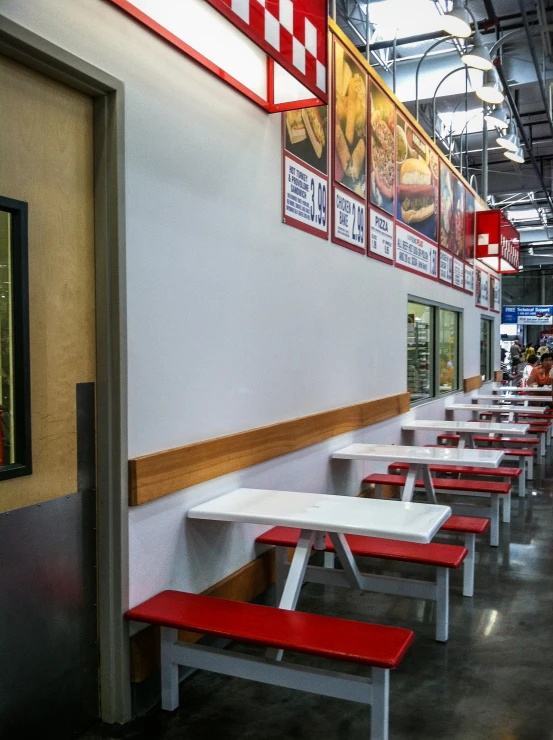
[408,298,462,406]
[0,196,31,481]
[480,317,493,381]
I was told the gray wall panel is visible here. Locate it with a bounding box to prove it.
[0,490,98,737]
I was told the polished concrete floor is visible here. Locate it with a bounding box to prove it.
[83,460,553,740]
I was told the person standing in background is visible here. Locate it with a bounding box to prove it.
[510,340,522,373]
[537,340,548,357]
[525,342,535,360]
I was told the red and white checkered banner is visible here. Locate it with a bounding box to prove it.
[207,0,328,101]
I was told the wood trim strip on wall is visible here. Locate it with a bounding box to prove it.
[129,549,276,682]
[129,392,410,506]
[463,375,483,393]
[494,370,503,382]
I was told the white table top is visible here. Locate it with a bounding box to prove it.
[188,488,451,544]
[333,443,504,468]
[447,403,545,414]
[492,384,551,393]
[473,394,549,404]
[402,420,530,435]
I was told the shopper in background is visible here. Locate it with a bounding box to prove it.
[510,340,522,373]
[537,340,548,357]
[523,354,539,384]
[525,342,535,360]
[528,353,553,386]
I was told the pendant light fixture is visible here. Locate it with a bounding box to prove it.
[461,27,493,70]
[504,146,525,163]
[496,121,519,153]
[476,68,505,104]
[484,104,508,130]
[441,0,472,38]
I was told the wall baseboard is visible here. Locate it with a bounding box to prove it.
[129,549,276,683]
[129,392,410,506]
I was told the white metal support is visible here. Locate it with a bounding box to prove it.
[462,533,475,597]
[527,454,534,481]
[518,464,526,496]
[160,627,179,711]
[271,529,315,661]
[490,496,500,546]
[435,568,449,642]
[402,464,419,502]
[274,546,288,603]
[370,668,390,740]
[328,532,363,589]
[420,465,437,505]
[502,489,511,523]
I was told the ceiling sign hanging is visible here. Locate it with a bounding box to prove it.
[108,0,327,112]
[475,210,520,274]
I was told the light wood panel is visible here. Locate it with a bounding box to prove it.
[0,54,95,512]
[494,371,503,382]
[129,392,410,506]
[463,375,483,393]
[130,549,276,682]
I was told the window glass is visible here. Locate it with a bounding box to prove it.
[439,308,459,394]
[408,301,434,402]
[0,210,14,465]
[480,318,493,380]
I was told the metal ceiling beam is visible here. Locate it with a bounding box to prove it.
[517,0,553,146]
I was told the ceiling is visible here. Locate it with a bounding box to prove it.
[336,0,553,266]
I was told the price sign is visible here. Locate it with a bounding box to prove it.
[440,251,453,283]
[396,225,438,278]
[453,258,464,289]
[333,187,365,249]
[284,155,328,234]
[370,209,393,260]
[465,264,475,293]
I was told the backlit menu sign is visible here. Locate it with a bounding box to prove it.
[502,305,553,325]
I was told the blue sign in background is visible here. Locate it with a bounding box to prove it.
[502,305,553,324]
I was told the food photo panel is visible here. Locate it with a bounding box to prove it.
[369,80,395,216]
[440,162,455,253]
[395,114,438,242]
[465,190,475,261]
[333,40,367,198]
[285,105,328,175]
[453,176,465,259]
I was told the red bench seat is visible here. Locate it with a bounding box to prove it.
[256,527,467,568]
[363,473,511,496]
[126,590,413,738]
[387,462,521,479]
[126,590,413,668]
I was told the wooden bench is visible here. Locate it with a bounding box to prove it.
[126,590,414,740]
[363,473,510,547]
[387,461,523,499]
[434,438,534,487]
[256,528,467,641]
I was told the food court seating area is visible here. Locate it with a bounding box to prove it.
[93,387,553,740]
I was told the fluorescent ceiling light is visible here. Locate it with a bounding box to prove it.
[439,108,483,135]
[461,30,493,70]
[441,0,472,38]
[531,240,553,246]
[506,208,539,221]
[362,0,443,42]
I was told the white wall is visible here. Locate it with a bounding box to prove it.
[2,0,501,607]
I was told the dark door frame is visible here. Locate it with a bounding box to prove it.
[0,16,131,724]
